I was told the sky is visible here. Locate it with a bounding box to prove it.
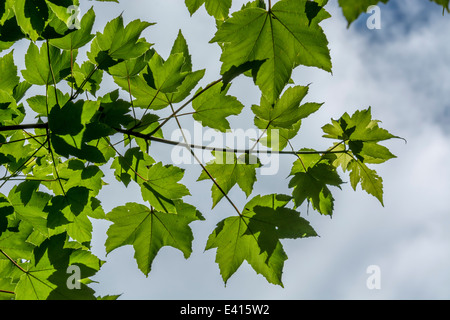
[11,0,450,300]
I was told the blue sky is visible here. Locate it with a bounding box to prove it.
[44,0,450,299]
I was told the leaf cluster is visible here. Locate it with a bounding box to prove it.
[1,0,437,299]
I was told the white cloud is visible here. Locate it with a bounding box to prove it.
[86,0,450,300]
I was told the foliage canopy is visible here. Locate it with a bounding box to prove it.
[1,0,446,299]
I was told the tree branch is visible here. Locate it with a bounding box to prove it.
[0,249,27,274]
[0,123,48,132]
[0,289,15,295]
[147,78,223,137]
[115,126,348,156]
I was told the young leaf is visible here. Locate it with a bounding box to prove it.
[111,147,155,187]
[146,52,190,93]
[140,162,191,213]
[192,82,244,132]
[348,160,384,205]
[197,152,261,208]
[321,108,399,204]
[50,7,96,50]
[205,194,317,286]
[105,202,203,277]
[8,181,52,237]
[252,85,323,129]
[113,32,205,108]
[87,15,153,69]
[21,42,71,86]
[289,151,343,216]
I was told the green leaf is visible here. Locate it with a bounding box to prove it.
[105,202,203,277]
[146,52,190,93]
[289,151,343,216]
[198,152,261,208]
[185,0,232,20]
[111,147,155,187]
[8,181,52,237]
[192,82,244,132]
[170,30,192,73]
[140,162,190,213]
[0,1,25,51]
[21,42,71,86]
[0,90,24,126]
[15,233,102,300]
[0,50,19,95]
[50,6,95,50]
[348,160,384,205]
[14,0,49,41]
[321,108,398,204]
[0,220,35,261]
[107,49,154,78]
[337,0,388,27]
[114,33,205,108]
[71,61,103,97]
[252,85,323,129]
[205,194,317,286]
[211,0,331,103]
[26,88,70,117]
[87,15,153,69]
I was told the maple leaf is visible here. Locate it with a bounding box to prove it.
[211,0,331,103]
[105,202,203,276]
[206,194,317,286]
[198,152,261,208]
[192,82,244,132]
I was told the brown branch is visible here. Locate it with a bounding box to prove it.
[147,78,223,137]
[0,289,15,295]
[114,127,348,156]
[0,249,27,274]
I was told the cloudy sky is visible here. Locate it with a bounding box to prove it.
[66,0,450,300]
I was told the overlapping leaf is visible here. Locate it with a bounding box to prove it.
[13,233,103,300]
[113,31,205,110]
[206,194,317,286]
[87,15,153,69]
[322,108,399,204]
[185,0,232,20]
[198,152,261,208]
[50,7,96,51]
[289,151,343,216]
[22,42,71,86]
[140,162,191,214]
[192,82,244,132]
[211,0,331,104]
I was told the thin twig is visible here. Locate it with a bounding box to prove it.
[167,99,242,216]
[0,123,48,132]
[0,249,27,274]
[114,126,348,156]
[147,78,223,137]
